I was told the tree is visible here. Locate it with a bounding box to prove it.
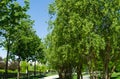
[10,18,44,79]
[88,1,120,79]
[0,0,31,78]
[30,35,44,77]
[47,0,120,79]
[47,1,75,79]
[10,20,34,79]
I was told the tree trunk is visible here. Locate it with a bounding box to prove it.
[80,69,83,79]
[77,71,80,79]
[102,59,109,79]
[58,72,62,79]
[58,65,72,79]
[102,42,111,79]
[26,61,29,79]
[108,66,116,79]
[103,67,113,79]
[88,65,94,79]
[77,65,83,79]
[5,39,10,79]
[17,57,21,79]
[94,71,98,79]
[58,68,63,79]
[64,65,72,79]
[5,49,9,79]
[34,60,36,77]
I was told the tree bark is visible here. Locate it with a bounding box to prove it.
[58,65,72,79]
[34,60,36,77]
[88,64,95,79]
[26,61,29,79]
[102,58,109,79]
[64,65,72,79]
[102,52,110,79]
[17,57,21,79]
[109,65,116,79]
[77,71,80,79]
[5,39,10,79]
[80,69,83,79]
[102,42,111,79]
[5,49,9,79]
[77,65,83,79]
[58,72,62,79]
[58,68,63,79]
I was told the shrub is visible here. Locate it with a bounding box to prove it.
[8,61,18,71]
[0,61,5,69]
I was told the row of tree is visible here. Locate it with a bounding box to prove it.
[46,0,120,79]
[0,57,47,74]
[0,0,44,79]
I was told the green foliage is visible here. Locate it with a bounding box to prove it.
[46,0,120,79]
[20,61,47,73]
[10,21,35,60]
[0,69,17,73]
[20,61,28,72]
[0,1,45,79]
[38,65,48,72]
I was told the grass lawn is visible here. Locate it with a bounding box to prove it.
[73,75,77,79]
[73,72,120,79]
[111,72,120,79]
[46,71,58,76]
[3,72,120,79]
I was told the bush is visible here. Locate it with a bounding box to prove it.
[20,61,28,73]
[8,61,18,71]
[38,65,48,72]
[0,61,5,69]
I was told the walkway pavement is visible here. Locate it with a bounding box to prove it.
[39,75,59,79]
[40,75,90,79]
[83,75,90,79]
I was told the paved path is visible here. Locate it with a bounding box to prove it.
[39,75,59,79]
[83,75,90,79]
[40,75,89,79]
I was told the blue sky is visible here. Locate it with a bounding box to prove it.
[0,0,54,58]
[28,0,53,39]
